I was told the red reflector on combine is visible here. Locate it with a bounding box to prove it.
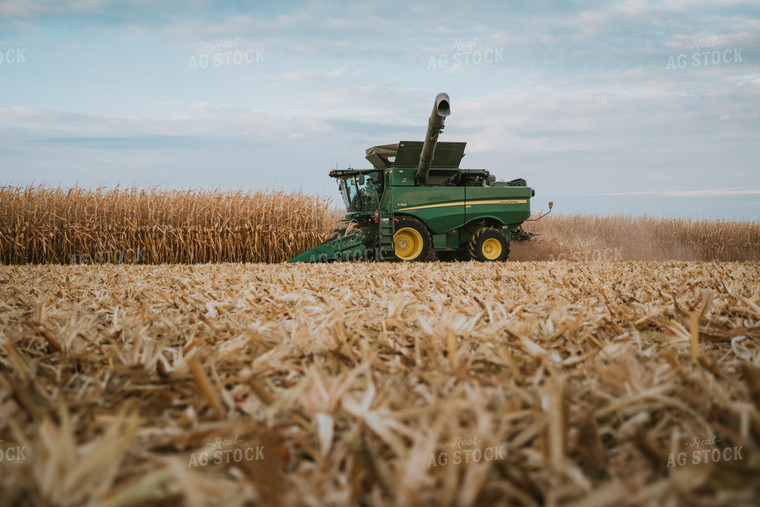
[374,211,379,223]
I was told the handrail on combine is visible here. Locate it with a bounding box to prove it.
[525,201,553,222]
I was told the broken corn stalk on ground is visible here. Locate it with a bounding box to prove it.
[1,261,759,505]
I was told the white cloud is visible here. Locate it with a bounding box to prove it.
[1,1,758,218]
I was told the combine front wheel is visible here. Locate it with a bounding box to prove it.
[469,227,510,262]
[394,217,433,261]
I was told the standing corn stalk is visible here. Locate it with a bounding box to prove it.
[0,185,338,264]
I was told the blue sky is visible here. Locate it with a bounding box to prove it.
[1,0,758,218]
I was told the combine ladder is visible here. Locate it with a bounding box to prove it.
[378,209,395,261]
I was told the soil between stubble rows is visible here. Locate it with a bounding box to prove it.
[1,261,759,505]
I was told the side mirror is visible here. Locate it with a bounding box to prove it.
[358,174,365,185]
[548,201,553,209]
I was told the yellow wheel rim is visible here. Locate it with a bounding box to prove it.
[394,227,423,260]
[481,238,502,260]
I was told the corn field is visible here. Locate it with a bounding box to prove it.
[0,185,336,264]
[2,186,759,265]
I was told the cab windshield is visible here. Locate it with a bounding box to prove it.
[338,171,382,212]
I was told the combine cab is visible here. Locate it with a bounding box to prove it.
[289,93,551,263]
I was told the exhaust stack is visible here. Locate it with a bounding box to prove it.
[415,92,450,185]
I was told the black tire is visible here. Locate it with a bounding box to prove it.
[468,227,510,262]
[393,217,434,262]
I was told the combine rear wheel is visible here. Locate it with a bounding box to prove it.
[469,227,509,262]
[394,217,433,261]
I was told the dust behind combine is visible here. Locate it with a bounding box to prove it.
[512,213,760,262]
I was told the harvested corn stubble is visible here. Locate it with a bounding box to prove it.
[0,261,759,505]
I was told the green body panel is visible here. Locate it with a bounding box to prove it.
[390,169,415,186]
[391,169,532,234]
[394,141,465,169]
[432,230,461,250]
[463,185,532,227]
[393,184,465,234]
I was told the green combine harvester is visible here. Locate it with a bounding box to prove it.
[289,92,551,263]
